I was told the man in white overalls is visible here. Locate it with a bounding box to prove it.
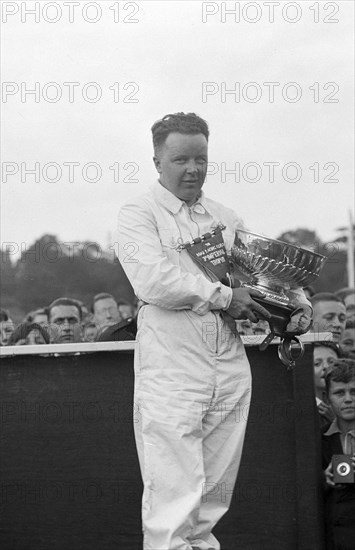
[118,113,311,550]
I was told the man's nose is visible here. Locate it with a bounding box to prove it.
[344,392,354,402]
[186,160,198,173]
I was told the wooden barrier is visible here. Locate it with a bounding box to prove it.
[0,336,327,550]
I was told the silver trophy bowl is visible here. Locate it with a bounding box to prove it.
[230,230,326,309]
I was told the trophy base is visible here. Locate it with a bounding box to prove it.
[241,282,293,337]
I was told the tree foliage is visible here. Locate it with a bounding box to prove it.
[276,228,348,293]
[1,234,134,322]
[0,229,351,322]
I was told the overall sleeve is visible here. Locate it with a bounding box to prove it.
[118,201,233,316]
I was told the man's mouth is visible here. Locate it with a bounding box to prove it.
[60,335,73,342]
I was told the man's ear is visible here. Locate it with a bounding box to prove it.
[153,156,162,174]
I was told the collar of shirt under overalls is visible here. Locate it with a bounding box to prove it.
[152,179,211,216]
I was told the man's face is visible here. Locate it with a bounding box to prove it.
[0,319,14,345]
[236,320,253,336]
[327,380,355,423]
[313,346,338,390]
[49,305,82,343]
[83,324,98,343]
[344,293,355,323]
[340,328,355,359]
[154,133,208,206]
[93,298,121,329]
[312,301,346,342]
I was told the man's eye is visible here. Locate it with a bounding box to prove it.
[175,158,186,163]
[196,158,207,164]
[339,315,346,322]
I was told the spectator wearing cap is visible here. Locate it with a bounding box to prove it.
[48,298,83,343]
[311,293,346,343]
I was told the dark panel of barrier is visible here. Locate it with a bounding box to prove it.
[215,345,324,550]
[0,345,324,550]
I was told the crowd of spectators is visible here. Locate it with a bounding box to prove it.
[0,287,354,356]
[0,293,139,347]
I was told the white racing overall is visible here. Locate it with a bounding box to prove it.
[118,181,252,549]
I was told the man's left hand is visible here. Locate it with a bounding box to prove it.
[286,305,312,335]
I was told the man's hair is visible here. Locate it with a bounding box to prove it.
[91,293,117,312]
[151,112,209,155]
[48,298,82,321]
[324,358,355,395]
[0,308,10,322]
[310,292,344,307]
[335,287,355,302]
[8,322,50,346]
[314,341,341,357]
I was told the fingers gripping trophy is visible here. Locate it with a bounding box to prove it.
[180,226,326,367]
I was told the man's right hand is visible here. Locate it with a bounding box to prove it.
[226,288,271,323]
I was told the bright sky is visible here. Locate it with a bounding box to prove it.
[1,0,354,256]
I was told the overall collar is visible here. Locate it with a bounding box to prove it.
[152,180,209,215]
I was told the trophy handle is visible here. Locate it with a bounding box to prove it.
[253,297,291,336]
[253,298,305,368]
[278,337,305,370]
